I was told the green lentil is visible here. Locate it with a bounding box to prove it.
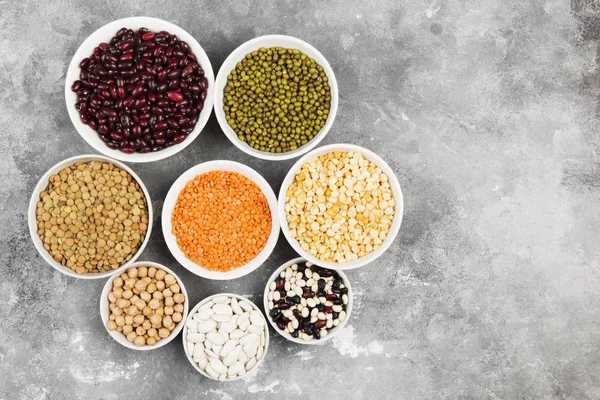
[223,47,331,153]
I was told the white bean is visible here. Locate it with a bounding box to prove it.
[239,301,253,312]
[198,358,208,370]
[256,345,264,360]
[211,313,231,322]
[206,331,226,346]
[212,303,233,315]
[195,308,214,321]
[205,363,220,378]
[186,319,198,333]
[243,343,258,358]
[228,361,244,376]
[187,333,206,343]
[245,357,257,371]
[220,339,237,358]
[212,296,229,304]
[250,310,265,327]
[223,349,239,367]
[197,319,217,333]
[230,329,245,339]
[220,321,235,333]
[239,333,260,346]
[247,324,263,335]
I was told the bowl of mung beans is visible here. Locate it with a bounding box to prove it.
[161,160,280,280]
[100,261,189,350]
[278,144,403,270]
[28,154,153,279]
[214,35,338,160]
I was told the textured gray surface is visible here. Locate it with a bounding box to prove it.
[1,0,600,399]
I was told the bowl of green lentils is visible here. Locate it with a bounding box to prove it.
[214,35,339,160]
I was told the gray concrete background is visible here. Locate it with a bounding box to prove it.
[1,0,600,399]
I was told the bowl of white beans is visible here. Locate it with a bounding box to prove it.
[100,261,189,351]
[183,293,269,381]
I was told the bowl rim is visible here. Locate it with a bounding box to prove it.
[262,257,353,345]
[161,160,280,280]
[278,143,404,270]
[28,154,153,279]
[99,261,190,351]
[213,34,339,161]
[64,16,215,163]
[182,293,269,381]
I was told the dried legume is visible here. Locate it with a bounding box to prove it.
[267,261,349,341]
[73,27,208,154]
[171,171,271,271]
[223,47,331,153]
[106,266,185,346]
[36,161,148,274]
[285,151,395,263]
[185,295,267,380]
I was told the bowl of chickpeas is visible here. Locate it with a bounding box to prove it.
[100,261,189,350]
[278,143,403,270]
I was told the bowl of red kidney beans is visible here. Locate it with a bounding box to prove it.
[263,257,353,345]
[65,17,214,162]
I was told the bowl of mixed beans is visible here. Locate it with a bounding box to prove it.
[161,160,280,280]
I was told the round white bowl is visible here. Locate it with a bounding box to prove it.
[162,160,279,280]
[183,293,269,381]
[263,257,352,345]
[28,154,153,279]
[100,261,189,351]
[214,34,339,161]
[65,16,215,163]
[279,144,404,270]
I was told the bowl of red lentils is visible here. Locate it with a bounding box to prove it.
[100,261,189,350]
[278,144,403,270]
[161,160,280,280]
[28,154,153,279]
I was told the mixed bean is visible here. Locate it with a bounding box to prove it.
[185,295,267,380]
[171,171,272,272]
[35,161,148,274]
[72,27,208,153]
[267,261,348,341]
[285,151,395,263]
[223,47,331,153]
[106,266,185,346]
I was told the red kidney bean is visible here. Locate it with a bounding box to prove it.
[120,146,135,154]
[151,106,163,115]
[167,69,181,79]
[130,84,145,98]
[120,52,133,61]
[314,320,327,329]
[172,133,187,144]
[153,121,168,131]
[71,80,82,91]
[154,137,166,146]
[168,80,180,90]
[167,91,183,102]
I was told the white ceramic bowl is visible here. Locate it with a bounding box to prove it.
[263,257,352,345]
[279,144,404,270]
[162,160,279,280]
[182,293,269,381]
[65,16,215,163]
[28,154,153,279]
[100,261,189,351]
[214,34,339,160]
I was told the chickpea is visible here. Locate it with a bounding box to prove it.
[156,281,165,291]
[137,266,148,277]
[167,324,175,331]
[155,307,164,317]
[152,291,164,300]
[115,315,125,327]
[109,314,116,321]
[140,291,151,302]
[132,288,141,295]
[106,320,117,330]
[133,335,145,347]
[108,292,117,303]
[148,299,160,310]
[116,326,123,332]
[173,293,185,304]
[164,274,176,286]
[136,326,146,336]
[163,288,173,298]
[142,320,152,330]
[113,287,123,298]
[134,280,148,291]
[173,304,183,313]
[134,299,146,311]
[147,328,157,337]
[164,306,174,316]
[165,297,174,307]
[158,328,170,338]
[142,306,152,316]
[122,290,133,300]
[130,295,140,304]
[149,314,162,327]
[169,283,181,294]
[116,298,129,309]
[162,315,173,328]
[126,306,139,316]
[120,273,128,281]
[146,337,156,346]
[113,307,124,316]
[125,315,134,325]
[148,267,157,278]
[172,312,182,323]
[124,278,135,289]
[126,332,137,342]
[155,269,166,281]
[133,314,145,325]
[123,325,133,334]
[146,283,157,294]
[127,267,138,278]
[143,277,152,284]
[113,277,124,287]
